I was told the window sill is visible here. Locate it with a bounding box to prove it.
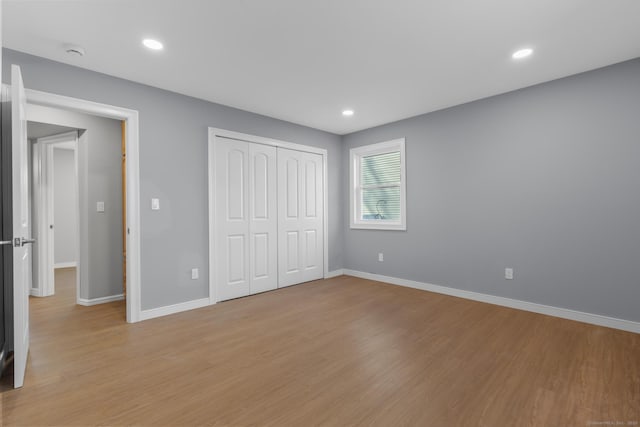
[350,222,406,231]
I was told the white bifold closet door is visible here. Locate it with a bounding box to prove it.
[215,138,278,301]
[277,148,324,287]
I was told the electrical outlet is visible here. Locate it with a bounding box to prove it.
[378,253,384,262]
[96,201,105,212]
[151,198,160,210]
[505,268,514,280]
[191,268,199,280]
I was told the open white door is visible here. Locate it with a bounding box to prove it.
[12,65,31,388]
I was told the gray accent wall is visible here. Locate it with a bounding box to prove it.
[53,147,77,265]
[3,48,343,310]
[342,58,640,323]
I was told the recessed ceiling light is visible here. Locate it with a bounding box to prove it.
[342,109,354,117]
[512,48,533,59]
[143,39,164,51]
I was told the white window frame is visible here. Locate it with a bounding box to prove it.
[350,138,406,230]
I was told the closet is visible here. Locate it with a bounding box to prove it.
[211,131,324,302]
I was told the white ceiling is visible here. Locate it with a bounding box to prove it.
[4,0,640,135]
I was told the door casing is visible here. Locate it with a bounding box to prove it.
[24,88,142,323]
[32,131,79,298]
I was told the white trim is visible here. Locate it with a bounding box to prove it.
[208,128,330,304]
[139,298,210,321]
[323,151,329,279]
[52,140,75,150]
[26,88,142,323]
[36,131,78,145]
[350,138,406,230]
[29,288,43,297]
[343,269,640,334]
[75,132,86,307]
[207,134,217,305]
[32,140,54,297]
[325,269,344,279]
[54,262,77,269]
[78,294,124,306]
[210,128,328,155]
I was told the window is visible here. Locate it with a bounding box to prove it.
[350,138,406,230]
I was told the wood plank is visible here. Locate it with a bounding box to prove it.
[1,272,638,426]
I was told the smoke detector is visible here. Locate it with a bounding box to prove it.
[64,44,85,57]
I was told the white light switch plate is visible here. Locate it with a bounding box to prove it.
[191,268,199,280]
[151,198,160,210]
[505,268,514,280]
[96,201,105,212]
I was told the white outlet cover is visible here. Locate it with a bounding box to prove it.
[191,268,199,280]
[96,201,105,212]
[151,198,160,210]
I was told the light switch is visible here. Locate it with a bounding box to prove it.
[97,201,105,213]
[505,268,514,280]
[191,268,199,280]
[151,198,160,210]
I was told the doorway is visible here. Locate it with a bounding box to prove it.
[28,115,126,309]
[28,124,78,301]
[25,89,141,323]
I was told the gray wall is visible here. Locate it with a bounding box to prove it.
[3,48,344,310]
[53,147,77,265]
[83,123,123,300]
[342,58,640,322]
[28,105,123,300]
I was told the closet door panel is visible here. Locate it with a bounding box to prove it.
[249,143,277,294]
[215,138,250,301]
[304,229,318,270]
[286,231,300,273]
[278,148,323,287]
[300,153,323,282]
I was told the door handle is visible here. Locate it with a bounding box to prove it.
[20,237,36,246]
[0,240,12,246]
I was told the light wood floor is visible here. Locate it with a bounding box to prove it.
[1,269,639,426]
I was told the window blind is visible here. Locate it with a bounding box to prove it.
[360,151,401,220]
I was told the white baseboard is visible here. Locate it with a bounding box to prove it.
[139,297,211,321]
[54,262,77,269]
[343,269,640,334]
[325,269,344,279]
[30,288,43,297]
[78,294,124,306]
